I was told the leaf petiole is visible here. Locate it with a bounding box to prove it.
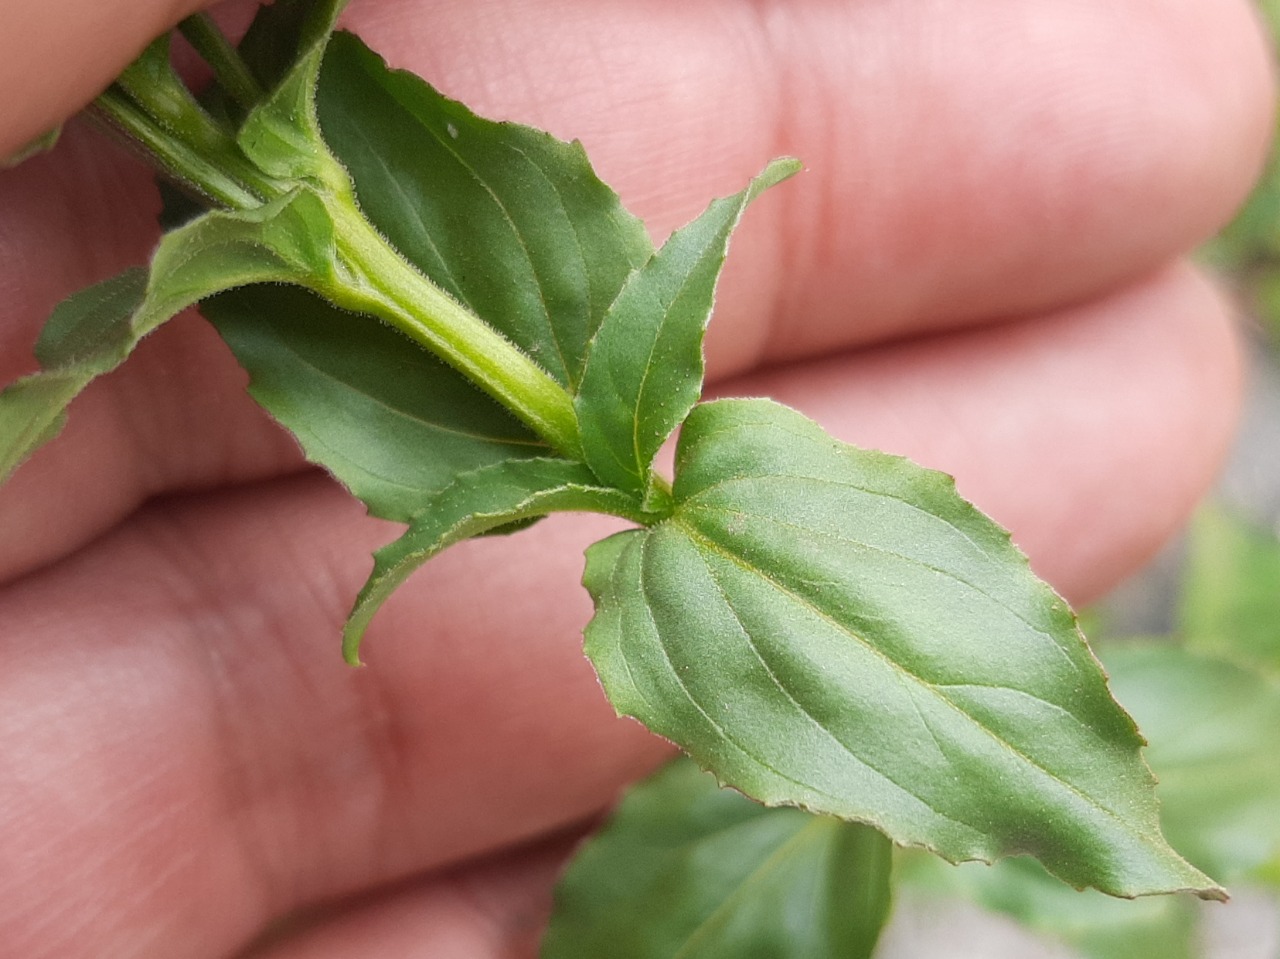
[178,13,266,112]
[91,86,269,209]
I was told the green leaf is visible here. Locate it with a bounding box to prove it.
[0,190,339,481]
[0,270,145,479]
[236,0,352,94]
[542,757,893,959]
[897,853,1199,959]
[342,457,645,663]
[1178,505,1280,676]
[575,159,800,496]
[2,125,60,169]
[235,0,351,191]
[1105,642,1280,884]
[582,398,1220,899]
[203,283,548,522]
[314,32,654,390]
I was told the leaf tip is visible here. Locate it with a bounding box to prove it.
[749,157,803,199]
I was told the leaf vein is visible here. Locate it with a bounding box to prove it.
[685,500,1078,678]
[633,533,855,810]
[674,520,1156,841]
[690,533,983,835]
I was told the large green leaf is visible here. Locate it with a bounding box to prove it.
[204,283,548,523]
[0,189,339,481]
[542,757,893,959]
[1178,506,1280,676]
[583,398,1219,899]
[341,457,644,663]
[575,158,799,496]
[314,32,654,390]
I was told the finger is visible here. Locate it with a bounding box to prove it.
[346,0,1274,369]
[244,830,575,959]
[0,0,211,159]
[0,0,1268,582]
[0,263,1240,957]
[717,263,1243,601]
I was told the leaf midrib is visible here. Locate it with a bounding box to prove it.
[629,530,975,836]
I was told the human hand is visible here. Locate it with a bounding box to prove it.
[0,0,1271,955]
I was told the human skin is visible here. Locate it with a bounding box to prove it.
[0,0,1272,956]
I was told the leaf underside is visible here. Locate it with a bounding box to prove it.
[583,398,1221,900]
[206,283,547,523]
[0,191,337,481]
[316,31,654,391]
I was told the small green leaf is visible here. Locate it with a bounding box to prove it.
[0,191,339,480]
[236,0,352,95]
[0,270,145,479]
[343,458,644,663]
[203,283,548,522]
[235,0,351,191]
[315,32,654,390]
[1178,505,1280,676]
[583,398,1220,899]
[575,158,800,496]
[542,757,893,959]
[2,125,60,169]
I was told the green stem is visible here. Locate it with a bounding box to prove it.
[178,14,265,111]
[322,199,586,460]
[92,88,265,209]
[91,18,588,463]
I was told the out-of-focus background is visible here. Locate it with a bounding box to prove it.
[878,4,1280,955]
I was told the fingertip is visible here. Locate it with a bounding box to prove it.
[0,0,207,158]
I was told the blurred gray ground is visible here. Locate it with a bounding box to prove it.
[877,889,1280,959]
[877,337,1280,957]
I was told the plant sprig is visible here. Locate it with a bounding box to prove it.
[0,1,1225,953]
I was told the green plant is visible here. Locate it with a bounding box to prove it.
[0,1,1232,955]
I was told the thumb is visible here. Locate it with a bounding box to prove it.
[0,0,211,158]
